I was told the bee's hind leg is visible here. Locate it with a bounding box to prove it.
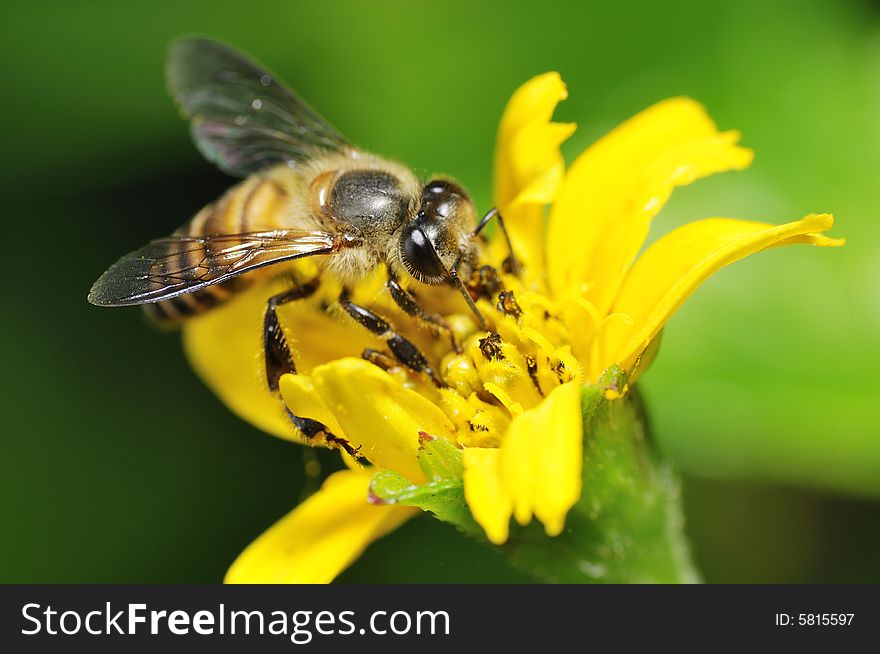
[285,408,362,461]
[338,288,445,387]
[267,280,364,462]
[263,277,320,392]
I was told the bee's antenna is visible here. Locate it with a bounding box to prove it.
[460,207,520,277]
[447,206,521,331]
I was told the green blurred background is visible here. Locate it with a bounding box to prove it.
[1,0,878,583]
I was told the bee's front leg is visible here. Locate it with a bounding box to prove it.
[386,275,461,353]
[263,277,320,392]
[338,288,444,387]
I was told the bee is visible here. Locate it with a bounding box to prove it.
[89,38,518,393]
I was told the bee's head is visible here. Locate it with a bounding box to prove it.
[399,179,477,285]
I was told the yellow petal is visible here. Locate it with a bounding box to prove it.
[463,379,583,543]
[599,213,844,378]
[547,98,753,318]
[462,447,511,544]
[506,121,578,207]
[283,358,455,483]
[225,469,416,584]
[503,379,583,536]
[493,72,575,271]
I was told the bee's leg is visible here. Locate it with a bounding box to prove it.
[263,278,320,392]
[338,289,444,387]
[284,408,362,461]
[361,348,399,371]
[386,275,461,353]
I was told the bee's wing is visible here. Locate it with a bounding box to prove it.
[88,230,340,306]
[167,37,354,177]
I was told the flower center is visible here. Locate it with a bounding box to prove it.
[430,272,582,447]
[324,261,584,449]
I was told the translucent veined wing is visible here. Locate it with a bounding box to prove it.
[88,230,341,306]
[167,37,354,177]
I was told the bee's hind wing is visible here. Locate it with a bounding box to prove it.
[167,37,355,177]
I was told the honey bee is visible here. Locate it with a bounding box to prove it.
[89,37,517,394]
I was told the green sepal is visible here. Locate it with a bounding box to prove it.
[369,434,479,535]
[416,433,464,481]
[369,469,483,538]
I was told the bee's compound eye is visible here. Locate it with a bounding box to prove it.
[399,224,448,285]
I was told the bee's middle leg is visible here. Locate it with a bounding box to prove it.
[264,277,320,392]
[338,288,444,387]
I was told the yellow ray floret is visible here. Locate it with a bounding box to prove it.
[547,97,754,318]
[493,71,575,272]
[226,470,416,584]
[281,358,456,484]
[599,213,843,377]
[463,379,583,544]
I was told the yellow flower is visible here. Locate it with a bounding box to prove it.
[183,73,842,583]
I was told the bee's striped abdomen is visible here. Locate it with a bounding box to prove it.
[144,175,291,325]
